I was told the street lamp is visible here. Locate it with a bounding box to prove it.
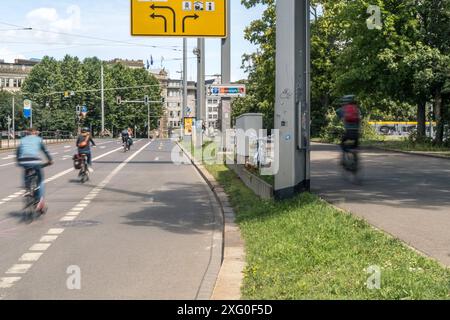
[0,27,32,31]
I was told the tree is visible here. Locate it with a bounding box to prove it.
[21,56,162,136]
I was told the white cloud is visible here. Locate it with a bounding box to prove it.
[0,48,25,63]
[26,5,81,44]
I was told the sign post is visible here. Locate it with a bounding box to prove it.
[207,84,246,98]
[23,99,32,128]
[131,0,227,37]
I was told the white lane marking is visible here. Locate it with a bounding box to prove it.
[64,146,71,148]
[19,253,43,262]
[29,243,52,251]
[60,216,76,222]
[154,157,160,161]
[1,155,15,160]
[0,277,21,289]
[6,264,32,274]
[64,150,72,153]
[80,200,91,204]
[47,228,64,235]
[39,235,58,243]
[0,162,14,168]
[50,152,59,155]
[0,141,152,291]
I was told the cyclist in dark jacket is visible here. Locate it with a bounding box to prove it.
[76,128,96,170]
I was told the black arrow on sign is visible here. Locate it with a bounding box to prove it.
[150,13,167,33]
[150,4,176,32]
[182,14,199,33]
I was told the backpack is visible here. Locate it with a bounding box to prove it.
[73,154,83,169]
[78,136,89,148]
[344,104,360,124]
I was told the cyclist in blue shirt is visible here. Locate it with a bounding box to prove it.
[16,128,53,213]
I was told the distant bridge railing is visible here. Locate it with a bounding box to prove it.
[0,130,75,149]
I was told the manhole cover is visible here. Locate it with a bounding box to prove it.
[59,220,100,228]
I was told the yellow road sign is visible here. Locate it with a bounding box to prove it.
[131,0,227,37]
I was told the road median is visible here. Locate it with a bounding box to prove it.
[179,140,450,300]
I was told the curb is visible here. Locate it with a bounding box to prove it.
[319,196,450,270]
[177,142,245,300]
[363,145,450,160]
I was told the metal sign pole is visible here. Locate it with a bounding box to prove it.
[221,0,231,153]
[12,96,15,141]
[182,38,188,140]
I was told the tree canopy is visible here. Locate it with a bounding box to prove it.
[236,0,450,144]
[16,55,162,137]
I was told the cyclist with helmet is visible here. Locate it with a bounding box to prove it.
[76,128,96,171]
[337,95,361,165]
[16,127,53,213]
[121,128,133,151]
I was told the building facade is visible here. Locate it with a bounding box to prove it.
[0,59,39,92]
[107,59,144,69]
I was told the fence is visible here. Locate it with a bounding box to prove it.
[0,130,75,149]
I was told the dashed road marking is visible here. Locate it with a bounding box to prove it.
[0,277,21,289]
[39,235,58,243]
[19,253,43,262]
[6,264,32,274]
[0,140,152,295]
[47,228,64,235]
[29,243,52,251]
[60,216,76,222]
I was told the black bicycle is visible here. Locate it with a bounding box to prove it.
[78,154,90,183]
[23,162,51,221]
[341,141,361,184]
[123,138,132,152]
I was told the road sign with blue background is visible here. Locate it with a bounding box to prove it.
[23,99,32,119]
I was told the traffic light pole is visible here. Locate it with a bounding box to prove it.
[101,63,105,135]
[274,0,311,199]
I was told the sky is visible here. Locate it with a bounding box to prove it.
[0,0,265,82]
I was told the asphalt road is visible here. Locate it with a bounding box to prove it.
[311,143,450,266]
[0,138,222,299]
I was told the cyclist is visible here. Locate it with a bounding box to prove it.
[121,128,133,150]
[76,128,96,172]
[16,128,53,213]
[336,95,361,165]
